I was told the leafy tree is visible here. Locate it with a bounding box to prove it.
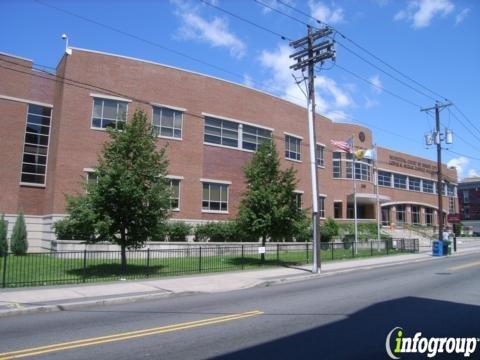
[58,110,171,272]
[320,217,339,243]
[0,213,8,256]
[11,210,28,255]
[237,140,309,260]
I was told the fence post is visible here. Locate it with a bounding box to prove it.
[82,249,87,283]
[276,244,280,263]
[147,248,150,276]
[331,243,334,260]
[306,243,309,262]
[386,240,389,255]
[2,253,7,288]
[371,241,373,257]
[352,242,355,258]
[199,246,202,273]
[241,245,244,270]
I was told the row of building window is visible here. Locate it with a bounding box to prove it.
[90,98,327,164]
[377,170,456,197]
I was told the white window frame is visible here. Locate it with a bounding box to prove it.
[284,133,302,162]
[152,105,183,141]
[90,96,129,131]
[168,178,181,211]
[316,143,325,167]
[201,179,230,214]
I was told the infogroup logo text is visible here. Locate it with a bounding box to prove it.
[386,327,479,359]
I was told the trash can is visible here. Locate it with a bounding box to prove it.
[443,240,452,256]
[432,240,443,256]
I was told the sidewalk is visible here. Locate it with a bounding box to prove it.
[1,247,478,317]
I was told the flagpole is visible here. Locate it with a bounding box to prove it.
[353,136,358,251]
[374,144,381,243]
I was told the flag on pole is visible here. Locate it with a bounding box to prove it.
[330,138,353,153]
[354,148,376,160]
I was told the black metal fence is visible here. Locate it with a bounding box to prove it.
[0,239,418,288]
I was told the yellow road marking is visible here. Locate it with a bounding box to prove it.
[448,260,480,271]
[0,310,263,359]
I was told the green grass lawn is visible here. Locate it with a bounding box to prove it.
[0,246,415,288]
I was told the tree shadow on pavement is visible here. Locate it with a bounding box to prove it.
[213,297,480,360]
[67,264,164,278]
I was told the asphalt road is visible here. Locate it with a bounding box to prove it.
[0,253,479,360]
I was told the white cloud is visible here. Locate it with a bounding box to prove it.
[394,0,455,29]
[243,74,254,88]
[455,8,470,25]
[369,74,383,94]
[364,96,379,109]
[467,169,480,178]
[171,0,246,58]
[447,156,469,179]
[309,1,345,24]
[258,44,353,119]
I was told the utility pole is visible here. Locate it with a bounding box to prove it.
[421,101,453,242]
[290,26,335,273]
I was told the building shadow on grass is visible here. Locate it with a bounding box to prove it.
[213,297,480,360]
[66,264,164,278]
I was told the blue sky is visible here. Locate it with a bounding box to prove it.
[1,0,478,180]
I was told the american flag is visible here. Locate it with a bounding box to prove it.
[330,138,353,153]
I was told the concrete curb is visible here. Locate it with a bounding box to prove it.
[1,249,479,318]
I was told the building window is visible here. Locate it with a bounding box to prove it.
[202,182,228,212]
[285,135,301,161]
[153,107,182,139]
[447,184,456,197]
[334,202,342,219]
[169,179,180,210]
[409,177,421,192]
[425,208,433,225]
[378,171,391,187]
[332,152,342,178]
[396,205,405,224]
[318,196,325,218]
[394,174,407,189]
[448,197,456,214]
[204,117,239,148]
[463,205,470,220]
[242,125,272,151]
[423,180,434,193]
[21,104,52,185]
[294,193,302,209]
[355,161,371,181]
[463,190,470,203]
[316,144,325,167]
[92,98,127,130]
[411,205,420,225]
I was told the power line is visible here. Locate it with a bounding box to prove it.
[276,0,448,102]
[199,0,291,41]
[33,0,309,105]
[331,63,421,109]
[452,104,480,137]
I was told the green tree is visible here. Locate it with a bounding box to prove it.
[320,217,339,243]
[0,214,8,256]
[237,140,309,260]
[58,110,171,272]
[11,210,28,255]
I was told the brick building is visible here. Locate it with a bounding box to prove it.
[0,48,458,251]
[458,177,480,233]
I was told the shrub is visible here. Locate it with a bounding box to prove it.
[342,234,355,249]
[11,211,28,255]
[194,222,248,242]
[320,218,339,243]
[167,222,191,242]
[0,214,7,256]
